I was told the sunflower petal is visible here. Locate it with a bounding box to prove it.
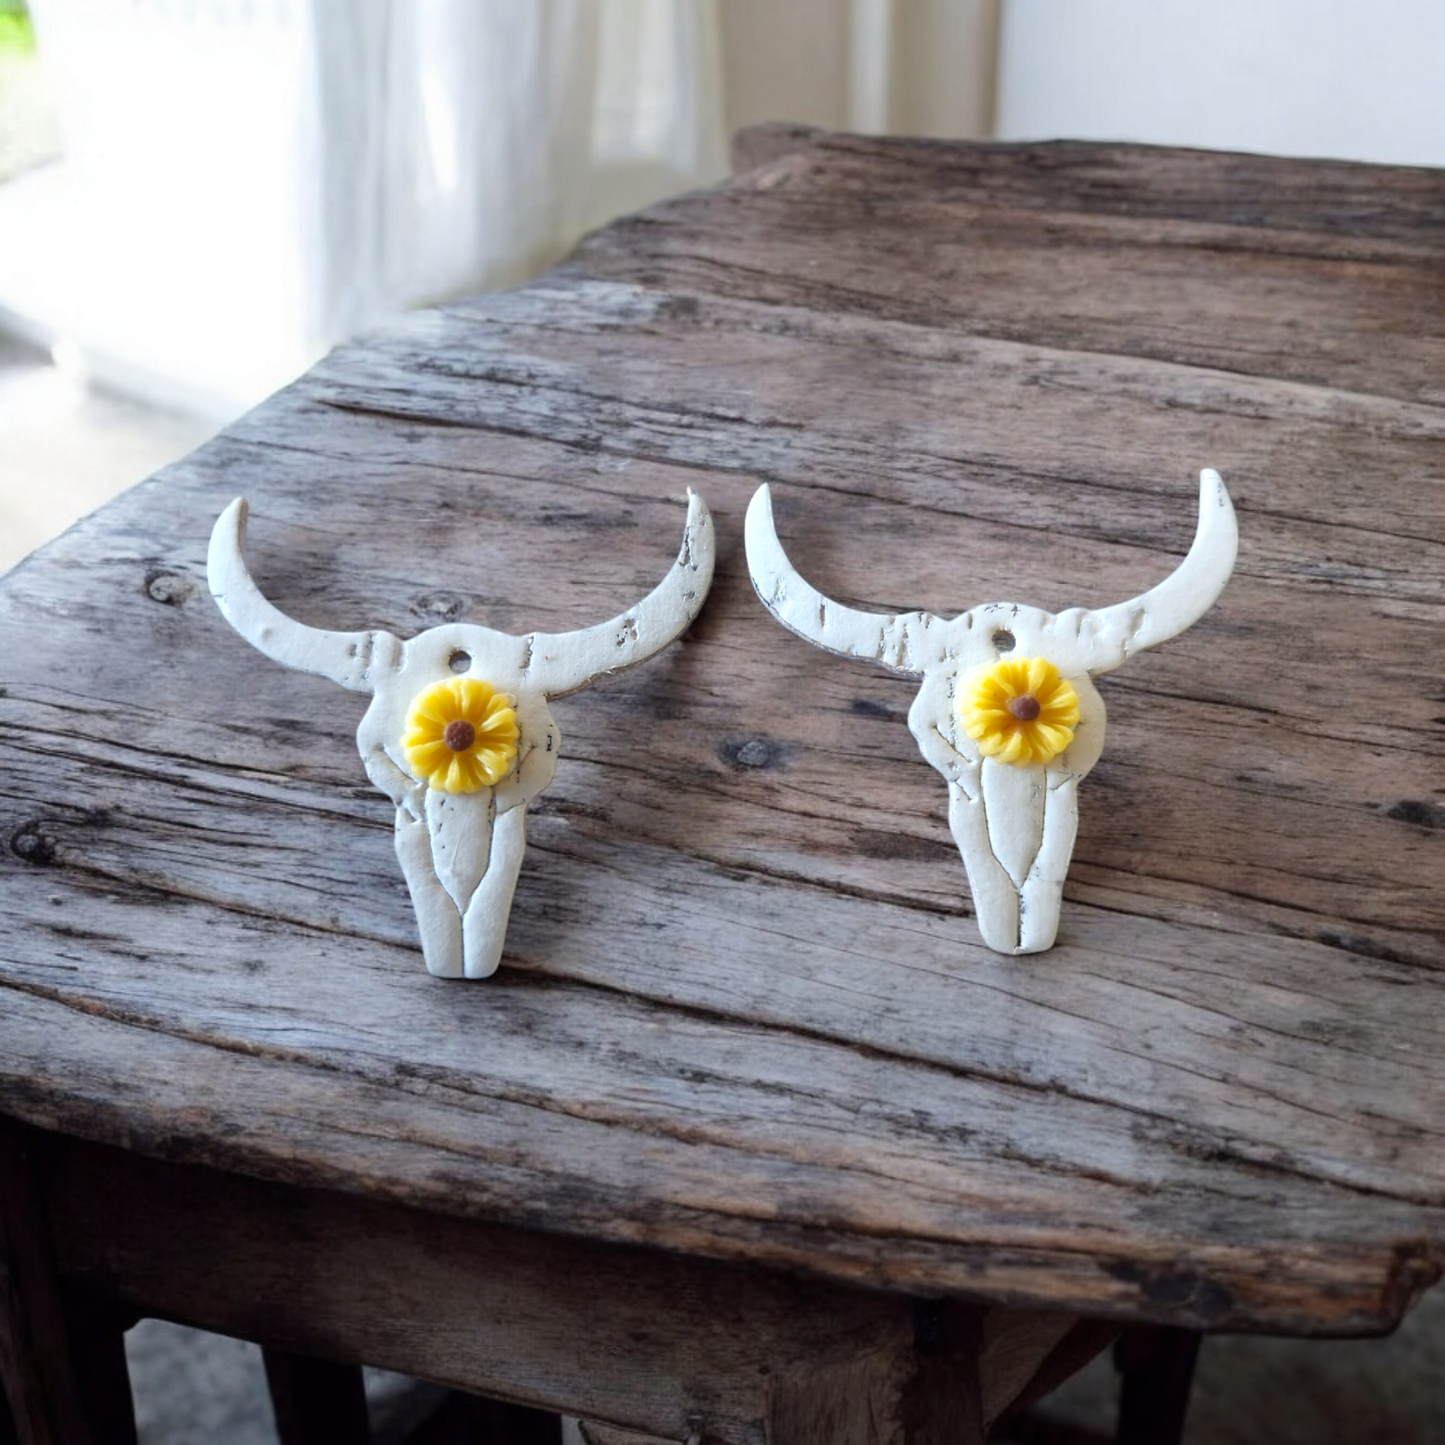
[408,740,450,772]
[1036,724,1071,758]
[461,683,493,724]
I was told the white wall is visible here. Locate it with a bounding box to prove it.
[997,0,1445,168]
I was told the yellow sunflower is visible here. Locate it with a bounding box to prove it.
[401,677,520,793]
[959,657,1080,767]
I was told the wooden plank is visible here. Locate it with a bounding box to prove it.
[4,287,1441,947]
[0,136,1442,1346]
[0,878,1438,1334]
[726,129,1445,245]
[3,740,1442,1213]
[596,132,1445,405]
[44,1139,984,1445]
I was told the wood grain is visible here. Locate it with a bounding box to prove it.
[0,135,1442,1342]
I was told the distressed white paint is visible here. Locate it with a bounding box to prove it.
[209,490,715,979]
[745,470,1237,955]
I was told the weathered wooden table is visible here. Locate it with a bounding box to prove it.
[2,128,1443,1444]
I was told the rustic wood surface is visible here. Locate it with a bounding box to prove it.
[1,129,1443,1345]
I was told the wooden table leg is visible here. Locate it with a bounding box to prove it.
[60,1298,136,1445]
[0,1120,136,1445]
[488,1402,564,1445]
[1,1382,19,1445]
[1114,1325,1202,1445]
[410,1394,561,1444]
[263,1347,370,1445]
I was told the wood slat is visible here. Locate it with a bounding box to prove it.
[44,1137,967,1445]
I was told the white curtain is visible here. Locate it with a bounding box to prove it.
[305,0,730,349]
[720,0,999,140]
[14,0,996,416]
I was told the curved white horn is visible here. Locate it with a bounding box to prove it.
[1077,469,1238,676]
[526,489,715,699]
[745,484,931,677]
[208,498,398,693]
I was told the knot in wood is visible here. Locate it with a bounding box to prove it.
[144,570,194,606]
[10,821,57,867]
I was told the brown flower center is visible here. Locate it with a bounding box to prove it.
[1007,693,1041,722]
[443,719,476,752]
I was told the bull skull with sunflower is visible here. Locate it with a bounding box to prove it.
[746,472,1237,955]
[209,492,714,978]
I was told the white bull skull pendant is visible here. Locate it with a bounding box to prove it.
[209,492,714,978]
[746,471,1237,955]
